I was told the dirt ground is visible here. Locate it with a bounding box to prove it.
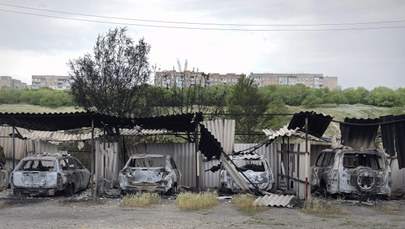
[1,189,405,229]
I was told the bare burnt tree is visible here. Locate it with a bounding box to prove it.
[68,27,151,117]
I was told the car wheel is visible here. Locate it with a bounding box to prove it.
[64,184,75,197]
[355,167,376,192]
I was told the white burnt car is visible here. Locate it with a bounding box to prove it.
[311,147,391,198]
[10,153,91,196]
[220,154,274,193]
[119,154,181,195]
[0,162,10,191]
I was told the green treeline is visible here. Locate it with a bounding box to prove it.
[0,88,75,108]
[1,84,404,109]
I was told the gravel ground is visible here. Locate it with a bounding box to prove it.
[1,189,405,229]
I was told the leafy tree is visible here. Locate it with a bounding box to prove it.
[68,27,151,117]
[368,87,402,107]
[227,75,270,142]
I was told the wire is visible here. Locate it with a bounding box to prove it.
[1,2,405,27]
[1,6,405,31]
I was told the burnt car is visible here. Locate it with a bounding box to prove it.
[0,162,10,190]
[10,153,91,196]
[118,154,181,195]
[311,147,391,198]
[219,153,274,193]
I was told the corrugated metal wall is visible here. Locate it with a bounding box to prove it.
[0,126,35,168]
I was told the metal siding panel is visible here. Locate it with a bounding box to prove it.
[391,158,405,192]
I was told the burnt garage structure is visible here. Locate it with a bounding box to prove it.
[0,111,405,198]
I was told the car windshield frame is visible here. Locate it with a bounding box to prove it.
[342,153,384,170]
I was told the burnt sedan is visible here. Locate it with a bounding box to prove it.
[311,147,391,198]
[10,153,91,196]
[119,154,181,195]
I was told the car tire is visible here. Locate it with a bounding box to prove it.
[64,184,75,197]
[355,167,376,192]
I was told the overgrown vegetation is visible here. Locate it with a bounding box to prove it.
[176,192,218,211]
[232,194,266,213]
[372,202,401,213]
[301,197,342,216]
[120,192,161,208]
[0,201,6,209]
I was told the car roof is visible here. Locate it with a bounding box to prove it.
[129,154,168,159]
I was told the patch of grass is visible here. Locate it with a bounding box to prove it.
[372,202,401,214]
[0,201,7,209]
[176,192,218,211]
[120,192,161,208]
[232,194,266,213]
[301,197,342,217]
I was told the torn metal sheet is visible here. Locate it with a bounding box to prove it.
[340,118,380,149]
[311,147,391,198]
[287,111,333,138]
[262,126,299,140]
[253,194,296,208]
[118,154,181,194]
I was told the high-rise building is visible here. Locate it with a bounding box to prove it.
[249,73,338,89]
[31,75,72,90]
[0,76,27,88]
[154,70,243,87]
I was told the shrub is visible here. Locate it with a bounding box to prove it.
[301,197,342,216]
[120,192,161,208]
[232,194,266,213]
[176,192,218,211]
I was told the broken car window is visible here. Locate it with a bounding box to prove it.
[234,159,265,172]
[343,153,383,170]
[18,160,55,172]
[129,157,166,167]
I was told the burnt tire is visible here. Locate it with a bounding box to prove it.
[64,184,75,197]
[355,167,376,192]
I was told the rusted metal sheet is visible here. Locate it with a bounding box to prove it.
[253,194,296,207]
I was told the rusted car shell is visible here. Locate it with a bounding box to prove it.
[10,153,91,196]
[118,154,181,194]
[220,154,274,193]
[0,162,10,190]
[311,147,391,197]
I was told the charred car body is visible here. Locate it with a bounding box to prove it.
[311,147,391,198]
[0,162,10,191]
[220,154,274,193]
[119,154,181,195]
[10,153,91,196]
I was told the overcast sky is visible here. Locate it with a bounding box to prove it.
[0,0,404,89]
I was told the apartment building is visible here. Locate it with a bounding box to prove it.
[249,73,338,89]
[0,76,27,88]
[31,75,72,90]
[155,71,338,89]
[154,70,243,87]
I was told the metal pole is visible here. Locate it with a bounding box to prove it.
[195,114,200,192]
[91,118,96,198]
[305,117,309,199]
[12,126,16,170]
